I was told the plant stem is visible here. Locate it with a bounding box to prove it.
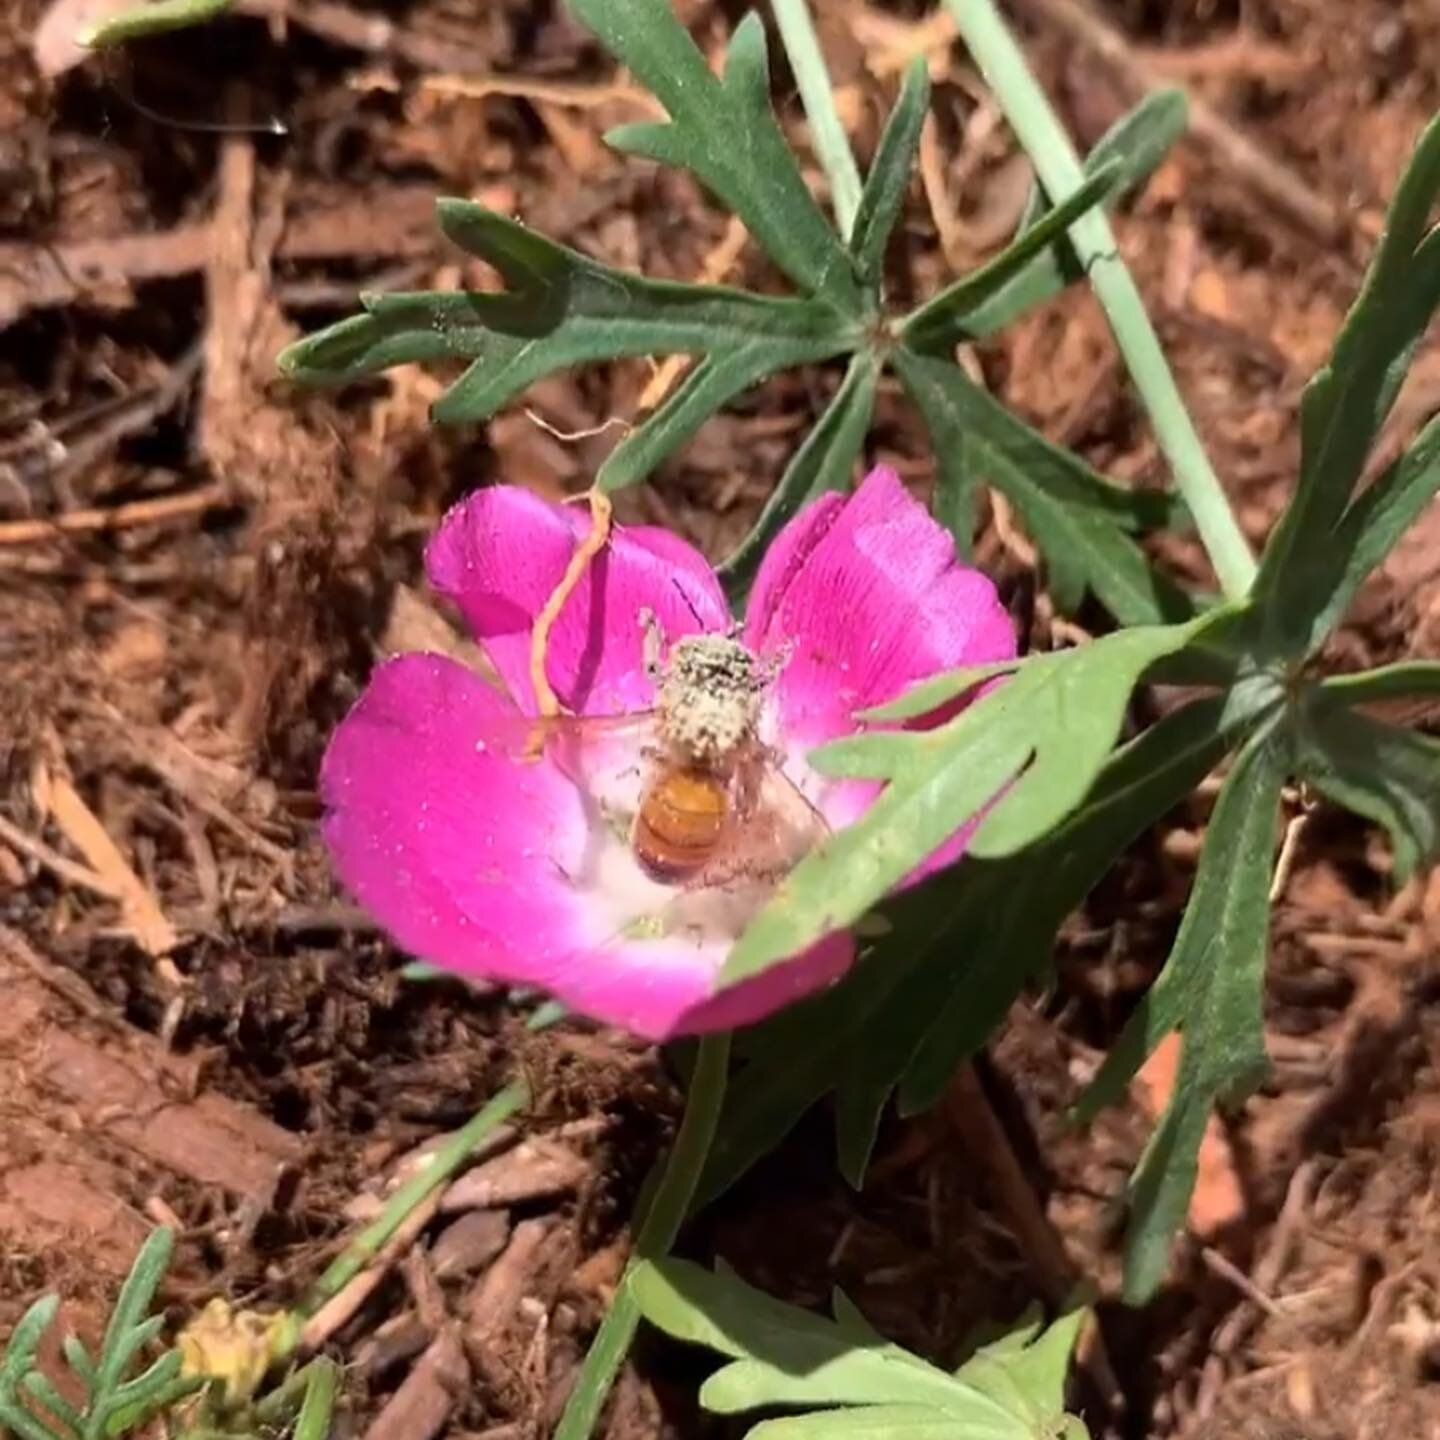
[553,1029,733,1440]
[280,1079,528,1350]
[772,0,863,238]
[943,0,1257,601]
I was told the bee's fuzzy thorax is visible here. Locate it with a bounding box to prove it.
[657,634,760,766]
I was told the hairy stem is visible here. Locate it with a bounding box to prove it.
[553,1030,733,1440]
[772,0,862,238]
[943,0,1257,600]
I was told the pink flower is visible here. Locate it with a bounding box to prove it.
[321,466,1015,1040]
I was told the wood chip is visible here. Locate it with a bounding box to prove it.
[1137,1031,1245,1237]
[464,1219,550,1349]
[430,1210,512,1281]
[353,1315,433,1382]
[361,1330,470,1440]
[440,1139,587,1212]
[34,761,178,956]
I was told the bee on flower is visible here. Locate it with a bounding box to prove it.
[321,466,1015,1039]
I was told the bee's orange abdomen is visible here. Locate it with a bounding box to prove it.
[633,768,727,879]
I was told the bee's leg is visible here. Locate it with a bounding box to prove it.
[755,636,795,688]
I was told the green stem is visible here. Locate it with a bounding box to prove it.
[553,1030,733,1440]
[943,0,1257,601]
[278,1079,529,1353]
[772,0,863,238]
[81,0,232,47]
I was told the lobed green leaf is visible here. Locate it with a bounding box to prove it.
[279,202,857,406]
[1295,694,1440,883]
[1254,111,1440,655]
[722,615,1213,990]
[900,162,1120,351]
[896,690,1248,1117]
[895,350,1190,625]
[961,88,1189,338]
[633,1259,1086,1437]
[1078,729,1287,1301]
[594,334,855,493]
[720,350,881,604]
[1,1296,59,1388]
[1275,410,1440,654]
[21,1373,81,1433]
[568,0,863,311]
[850,59,931,288]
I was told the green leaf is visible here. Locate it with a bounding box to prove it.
[62,1338,96,1390]
[0,1399,61,1440]
[1254,111,1440,655]
[1275,410,1440,654]
[1295,695,1440,883]
[633,1259,1087,1438]
[962,89,1189,339]
[746,1406,981,1438]
[102,1349,182,1417]
[2,1296,58,1380]
[1078,729,1287,1302]
[278,204,858,473]
[700,938,921,1202]
[568,0,862,311]
[723,615,1211,989]
[292,1359,339,1440]
[861,658,1022,722]
[96,1230,172,1393]
[719,349,881,603]
[100,1376,204,1440]
[1320,660,1440,707]
[850,59,931,287]
[958,1305,1086,1435]
[895,349,1190,625]
[929,423,982,560]
[595,335,854,492]
[897,690,1246,1116]
[901,162,1120,351]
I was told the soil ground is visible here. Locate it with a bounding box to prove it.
[4,0,1440,1436]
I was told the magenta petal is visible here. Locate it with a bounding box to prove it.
[321,654,594,988]
[537,931,854,1041]
[745,465,1017,832]
[425,486,730,716]
[321,654,853,1039]
[666,932,854,1034]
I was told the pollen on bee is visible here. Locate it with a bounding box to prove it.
[657,634,761,766]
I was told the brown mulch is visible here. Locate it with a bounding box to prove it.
[4,1,1440,1437]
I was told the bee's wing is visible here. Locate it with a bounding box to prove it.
[478,708,660,762]
[694,749,831,890]
[521,745,830,1008]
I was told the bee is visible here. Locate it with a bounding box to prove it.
[632,630,817,882]
[516,626,828,900]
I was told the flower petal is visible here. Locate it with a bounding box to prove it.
[320,654,593,986]
[321,652,853,1039]
[546,929,854,1040]
[425,486,730,716]
[746,465,1017,831]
